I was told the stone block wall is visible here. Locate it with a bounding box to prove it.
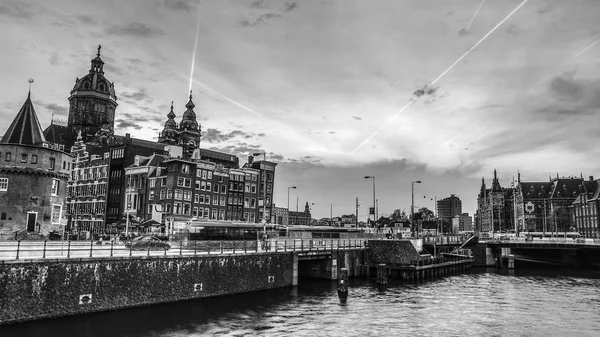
[368,240,422,265]
[0,253,293,325]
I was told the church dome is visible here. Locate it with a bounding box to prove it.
[180,91,198,130]
[70,45,117,102]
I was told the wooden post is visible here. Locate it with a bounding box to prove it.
[376,264,387,285]
[338,267,349,304]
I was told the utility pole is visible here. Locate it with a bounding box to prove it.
[356,197,359,228]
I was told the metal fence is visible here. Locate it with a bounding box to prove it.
[0,238,368,261]
[481,237,600,246]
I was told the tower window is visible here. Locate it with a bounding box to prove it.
[84,82,90,90]
[21,153,28,163]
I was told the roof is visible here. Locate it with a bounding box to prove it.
[114,135,166,151]
[43,123,75,148]
[200,148,239,165]
[1,94,47,146]
[520,182,553,199]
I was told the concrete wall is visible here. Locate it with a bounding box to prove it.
[0,253,293,325]
[368,240,422,265]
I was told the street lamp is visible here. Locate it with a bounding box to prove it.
[364,176,376,227]
[287,186,297,225]
[412,180,422,237]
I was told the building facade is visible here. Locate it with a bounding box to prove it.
[0,93,72,240]
[437,194,462,232]
[571,177,599,238]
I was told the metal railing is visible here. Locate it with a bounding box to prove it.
[481,237,600,246]
[0,238,367,261]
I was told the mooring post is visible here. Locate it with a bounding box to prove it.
[43,240,47,258]
[67,240,71,258]
[377,264,388,286]
[338,267,349,303]
[16,240,21,260]
[89,240,93,258]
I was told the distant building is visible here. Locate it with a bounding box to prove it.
[452,213,473,234]
[0,93,72,240]
[272,205,289,225]
[437,194,462,233]
[571,176,599,238]
[289,202,312,226]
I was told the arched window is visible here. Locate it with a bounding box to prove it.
[84,82,90,89]
[99,83,105,91]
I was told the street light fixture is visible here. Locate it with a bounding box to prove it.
[412,180,422,238]
[287,186,297,225]
[364,176,376,227]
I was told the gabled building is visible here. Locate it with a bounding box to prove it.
[0,92,72,240]
[571,176,598,238]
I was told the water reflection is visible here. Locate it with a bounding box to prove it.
[1,269,600,337]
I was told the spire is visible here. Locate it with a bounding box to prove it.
[185,90,195,110]
[518,170,521,183]
[1,90,47,146]
[28,78,33,99]
[167,101,175,119]
[491,169,502,192]
[97,44,101,57]
[89,44,105,74]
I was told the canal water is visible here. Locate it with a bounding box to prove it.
[2,268,600,336]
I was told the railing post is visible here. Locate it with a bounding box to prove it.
[301,239,304,251]
[275,240,278,252]
[43,240,47,258]
[129,242,132,257]
[208,240,211,255]
[245,241,247,253]
[194,240,197,255]
[284,240,287,252]
[67,240,71,258]
[233,241,236,254]
[89,240,93,258]
[16,240,21,260]
[179,241,183,256]
[220,240,223,254]
[110,242,114,257]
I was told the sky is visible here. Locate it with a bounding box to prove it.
[1,0,600,221]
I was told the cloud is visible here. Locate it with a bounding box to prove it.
[283,2,298,12]
[120,89,150,101]
[506,24,519,35]
[76,15,98,25]
[458,28,470,36]
[202,128,263,143]
[353,116,362,121]
[547,71,600,109]
[0,1,33,19]
[250,0,267,9]
[163,0,198,11]
[44,103,67,115]
[537,4,553,15]
[106,23,164,37]
[116,120,143,130]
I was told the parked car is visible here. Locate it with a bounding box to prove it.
[125,235,171,250]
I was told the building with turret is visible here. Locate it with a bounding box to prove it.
[158,94,201,161]
[0,91,72,240]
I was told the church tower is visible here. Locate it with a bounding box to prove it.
[178,91,201,160]
[67,45,118,142]
[158,102,178,145]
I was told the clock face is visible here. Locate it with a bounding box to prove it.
[525,202,535,213]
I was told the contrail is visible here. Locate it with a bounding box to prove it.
[429,0,530,88]
[351,0,530,154]
[190,79,264,118]
[465,0,487,31]
[564,38,600,65]
[189,9,202,93]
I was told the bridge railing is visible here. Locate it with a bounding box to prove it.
[0,238,368,261]
[481,237,600,246]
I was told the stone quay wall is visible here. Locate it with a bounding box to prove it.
[368,240,423,265]
[0,253,293,325]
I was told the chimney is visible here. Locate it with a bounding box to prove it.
[590,176,594,181]
[126,133,130,138]
[248,155,254,164]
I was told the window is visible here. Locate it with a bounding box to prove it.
[51,179,60,196]
[31,154,37,164]
[5,152,11,161]
[202,170,207,179]
[204,207,209,218]
[219,209,225,220]
[212,196,218,205]
[195,194,200,203]
[150,179,156,188]
[219,176,224,183]
[245,184,250,193]
[200,181,206,191]
[193,207,198,217]
[174,202,182,215]
[50,157,55,170]
[167,189,173,199]
[174,189,182,200]
[195,181,201,190]
[198,208,204,218]
[160,190,166,199]
[161,178,167,186]
[206,195,210,205]
[221,185,226,194]
[0,178,8,191]
[51,204,62,224]
[206,182,211,191]
[251,198,256,208]
[183,190,191,201]
[200,195,205,204]
[183,203,191,216]
[182,164,190,174]
[220,196,225,206]
[0,212,6,220]
[207,171,213,179]
[244,197,249,208]
[21,153,28,163]
[166,203,172,213]
[211,209,217,219]
[213,184,219,193]
[251,184,256,193]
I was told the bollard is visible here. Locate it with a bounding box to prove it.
[179,242,183,255]
[208,240,212,254]
[129,242,132,257]
[233,241,236,254]
[16,240,21,260]
[43,240,47,258]
[301,239,304,251]
[338,268,349,304]
[194,241,197,255]
[244,241,247,253]
[221,241,223,254]
[147,245,150,256]
[284,240,287,252]
[110,242,114,257]
[377,264,388,285]
[89,240,93,258]
[67,240,71,258]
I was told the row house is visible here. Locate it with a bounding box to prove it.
[244,156,277,222]
[571,176,599,238]
[66,139,110,238]
[227,168,246,221]
[242,168,260,223]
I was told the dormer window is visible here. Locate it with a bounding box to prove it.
[99,83,105,91]
[83,82,90,90]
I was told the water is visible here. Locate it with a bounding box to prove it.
[2,268,600,337]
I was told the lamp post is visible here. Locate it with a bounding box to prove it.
[253,152,268,237]
[364,176,376,227]
[287,186,296,225]
[412,180,422,237]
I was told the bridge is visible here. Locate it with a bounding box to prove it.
[480,237,600,267]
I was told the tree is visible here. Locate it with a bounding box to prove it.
[418,207,435,221]
[390,209,407,221]
[550,206,571,232]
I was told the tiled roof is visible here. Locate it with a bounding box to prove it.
[1,94,46,146]
[521,182,553,198]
